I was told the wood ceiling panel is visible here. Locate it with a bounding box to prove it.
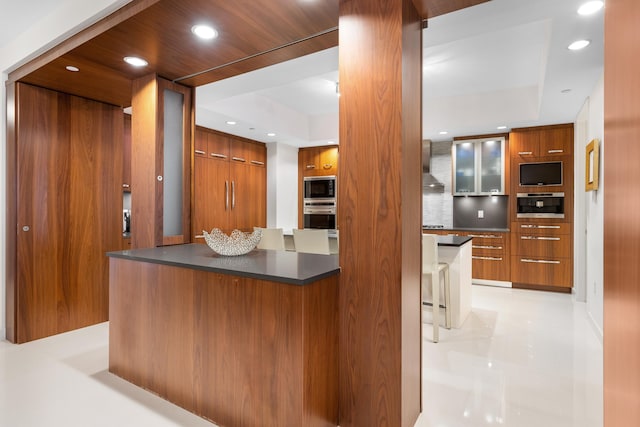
[413,0,490,19]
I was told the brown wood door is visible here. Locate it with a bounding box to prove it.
[15,84,123,343]
[539,126,573,157]
[319,146,339,175]
[510,130,539,158]
[206,160,231,233]
[229,161,265,231]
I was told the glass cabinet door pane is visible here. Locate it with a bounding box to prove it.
[163,89,184,236]
[455,142,476,193]
[480,139,503,193]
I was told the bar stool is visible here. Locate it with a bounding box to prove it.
[422,233,451,343]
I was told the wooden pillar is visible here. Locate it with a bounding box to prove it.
[604,0,640,425]
[338,0,423,426]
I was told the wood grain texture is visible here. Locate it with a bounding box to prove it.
[604,0,640,425]
[12,83,122,343]
[109,258,338,427]
[413,0,489,19]
[338,0,422,425]
[11,0,339,107]
[131,75,193,248]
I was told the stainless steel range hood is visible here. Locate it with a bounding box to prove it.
[422,139,445,193]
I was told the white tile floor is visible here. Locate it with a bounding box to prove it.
[0,285,602,427]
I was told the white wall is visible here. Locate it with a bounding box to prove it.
[266,143,299,231]
[574,73,604,338]
[0,0,129,341]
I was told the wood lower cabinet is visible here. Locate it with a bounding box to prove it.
[424,229,510,282]
[468,232,510,282]
[193,127,266,239]
[510,222,572,290]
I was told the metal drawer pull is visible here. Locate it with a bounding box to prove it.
[306,164,316,169]
[251,160,265,165]
[472,245,503,250]
[518,151,533,155]
[195,149,206,155]
[468,234,500,238]
[323,163,333,169]
[521,236,561,241]
[521,258,561,264]
[122,184,130,188]
[211,153,227,159]
[232,181,236,209]
[232,156,246,162]
[548,149,564,153]
[473,256,503,261]
[195,235,204,239]
[520,224,561,229]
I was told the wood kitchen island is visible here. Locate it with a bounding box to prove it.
[107,244,340,427]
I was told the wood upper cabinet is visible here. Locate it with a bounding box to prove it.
[510,124,573,159]
[299,146,339,177]
[192,127,266,239]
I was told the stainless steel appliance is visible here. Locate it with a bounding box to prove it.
[303,175,336,199]
[516,192,565,218]
[303,199,336,230]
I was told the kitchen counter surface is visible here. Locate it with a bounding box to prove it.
[434,235,473,247]
[107,243,339,285]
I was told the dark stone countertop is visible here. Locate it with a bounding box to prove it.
[433,235,473,247]
[423,227,510,233]
[107,243,340,286]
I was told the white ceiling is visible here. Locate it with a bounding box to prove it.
[196,0,604,146]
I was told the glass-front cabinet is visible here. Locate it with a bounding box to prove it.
[453,137,506,195]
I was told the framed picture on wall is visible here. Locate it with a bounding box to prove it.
[585,138,600,191]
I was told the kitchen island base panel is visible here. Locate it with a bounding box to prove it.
[109,258,338,427]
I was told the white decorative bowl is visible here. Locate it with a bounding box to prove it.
[203,228,262,256]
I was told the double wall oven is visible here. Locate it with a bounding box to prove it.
[303,176,337,230]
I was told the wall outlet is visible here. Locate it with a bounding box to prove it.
[478,210,484,219]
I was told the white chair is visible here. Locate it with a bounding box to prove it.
[422,233,451,343]
[292,229,331,255]
[255,227,286,250]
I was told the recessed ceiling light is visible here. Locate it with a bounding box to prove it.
[439,131,448,135]
[123,56,148,67]
[65,65,79,72]
[497,126,507,130]
[578,1,604,15]
[226,121,236,125]
[191,24,218,40]
[267,132,276,137]
[561,89,572,93]
[568,40,591,50]
[328,141,337,145]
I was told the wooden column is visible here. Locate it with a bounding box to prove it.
[338,0,423,426]
[604,0,640,425]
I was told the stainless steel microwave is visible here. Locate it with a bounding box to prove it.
[303,175,337,199]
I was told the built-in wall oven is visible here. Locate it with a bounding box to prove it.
[516,192,565,218]
[303,199,336,230]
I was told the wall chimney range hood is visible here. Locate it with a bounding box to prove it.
[422,139,445,193]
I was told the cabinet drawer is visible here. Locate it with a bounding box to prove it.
[511,256,572,287]
[512,233,571,258]
[472,256,510,281]
[512,222,570,235]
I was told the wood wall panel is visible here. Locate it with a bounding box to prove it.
[604,0,640,425]
[109,258,338,427]
[11,83,122,343]
[338,0,422,426]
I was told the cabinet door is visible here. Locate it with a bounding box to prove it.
[539,126,573,157]
[319,146,339,175]
[300,147,321,176]
[194,128,208,158]
[479,139,504,193]
[246,141,267,167]
[229,161,266,231]
[510,131,539,158]
[209,132,230,161]
[206,160,232,233]
[453,142,476,194]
